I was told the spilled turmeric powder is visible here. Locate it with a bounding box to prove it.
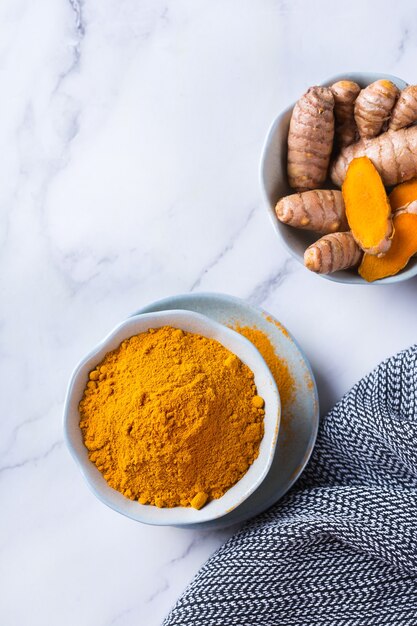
[79,326,264,508]
[234,324,296,443]
[234,325,295,412]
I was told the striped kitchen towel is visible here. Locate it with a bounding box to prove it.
[164,346,417,625]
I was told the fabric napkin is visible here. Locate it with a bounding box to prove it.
[164,346,417,625]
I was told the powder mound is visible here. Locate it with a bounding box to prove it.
[79,326,265,508]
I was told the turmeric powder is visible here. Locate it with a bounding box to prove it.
[79,326,264,509]
[234,324,295,443]
[234,325,295,413]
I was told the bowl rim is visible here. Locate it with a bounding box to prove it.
[63,308,281,525]
[260,71,417,285]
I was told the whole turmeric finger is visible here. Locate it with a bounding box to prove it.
[331,80,360,147]
[342,157,393,257]
[389,85,417,131]
[304,231,362,274]
[330,126,417,187]
[287,86,335,191]
[359,211,417,281]
[389,178,417,211]
[354,80,399,139]
[276,190,348,234]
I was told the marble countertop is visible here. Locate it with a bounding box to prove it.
[2,1,417,624]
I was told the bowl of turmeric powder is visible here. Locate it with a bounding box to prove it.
[261,72,417,284]
[64,310,281,525]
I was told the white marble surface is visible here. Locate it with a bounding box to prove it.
[2,1,417,624]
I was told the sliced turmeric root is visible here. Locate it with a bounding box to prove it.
[342,156,394,256]
[395,200,417,216]
[359,212,417,282]
[389,178,417,211]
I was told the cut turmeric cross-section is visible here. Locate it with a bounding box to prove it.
[342,156,394,256]
[359,211,417,282]
[389,178,417,211]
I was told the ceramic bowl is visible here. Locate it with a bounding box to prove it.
[64,309,280,526]
[260,71,417,285]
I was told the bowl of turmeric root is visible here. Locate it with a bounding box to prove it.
[261,72,417,284]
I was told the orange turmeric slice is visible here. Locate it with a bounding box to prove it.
[395,200,417,216]
[389,178,417,211]
[359,212,417,282]
[342,156,394,256]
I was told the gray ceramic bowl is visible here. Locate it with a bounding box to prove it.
[260,72,417,285]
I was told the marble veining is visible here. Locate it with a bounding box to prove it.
[2,1,417,624]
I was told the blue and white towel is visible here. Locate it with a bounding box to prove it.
[164,346,417,625]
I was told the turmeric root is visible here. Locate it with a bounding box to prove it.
[275,190,348,234]
[354,79,399,139]
[304,232,362,274]
[389,178,417,211]
[359,212,417,281]
[394,200,417,216]
[392,201,417,259]
[330,126,417,187]
[287,86,335,190]
[342,157,393,256]
[389,85,417,130]
[331,80,360,147]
